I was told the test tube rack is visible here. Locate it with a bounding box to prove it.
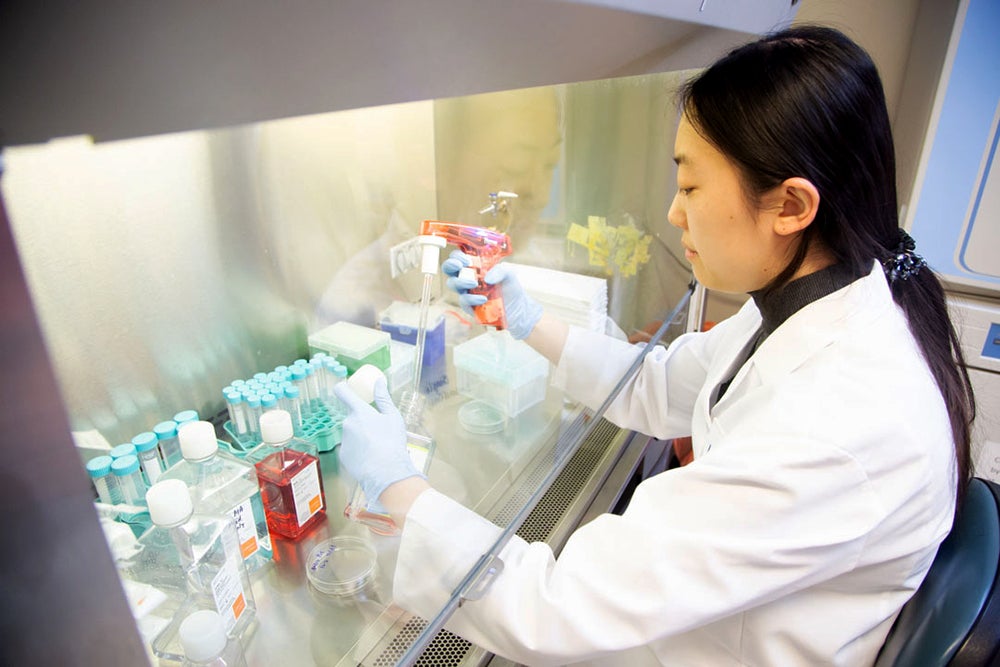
[222,400,343,456]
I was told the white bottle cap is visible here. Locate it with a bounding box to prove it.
[178,421,218,461]
[179,609,227,662]
[146,479,193,527]
[259,409,293,444]
[346,364,386,404]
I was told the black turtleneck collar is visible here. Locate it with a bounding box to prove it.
[749,263,862,342]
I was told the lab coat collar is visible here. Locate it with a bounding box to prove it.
[712,261,887,412]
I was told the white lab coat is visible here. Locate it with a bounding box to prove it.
[393,263,957,666]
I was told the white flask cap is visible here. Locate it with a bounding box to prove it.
[346,364,386,404]
[179,609,228,662]
[259,409,293,444]
[178,421,218,461]
[146,479,193,527]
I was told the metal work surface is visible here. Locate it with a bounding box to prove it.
[236,385,635,666]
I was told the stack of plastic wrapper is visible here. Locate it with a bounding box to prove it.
[506,262,608,334]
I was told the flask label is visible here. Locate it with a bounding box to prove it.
[231,499,258,559]
[291,460,324,527]
[211,559,248,633]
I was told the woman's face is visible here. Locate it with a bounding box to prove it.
[667,114,790,294]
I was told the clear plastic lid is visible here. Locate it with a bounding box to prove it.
[306,536,377,596]
[453,330,549,385]
[379,300,446,330]
[309,321,390,360]
[458,400,506,435]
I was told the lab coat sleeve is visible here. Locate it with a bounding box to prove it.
[394,434,882,666]
[550,309,750,440]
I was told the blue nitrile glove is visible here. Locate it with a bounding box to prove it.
[442,250,485,312]
[441,250,543,340]
[334,377,423,509]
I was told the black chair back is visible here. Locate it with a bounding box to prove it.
[875,477,1000,666]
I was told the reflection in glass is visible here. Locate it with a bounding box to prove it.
[2,70,692,458]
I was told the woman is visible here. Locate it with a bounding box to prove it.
[334,26,976,666]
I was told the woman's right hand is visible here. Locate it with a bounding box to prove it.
[441,250,543,340]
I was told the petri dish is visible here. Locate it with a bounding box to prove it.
[306,536,377,597]
[458,400,506,435]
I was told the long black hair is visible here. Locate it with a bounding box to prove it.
[678,25,975,508]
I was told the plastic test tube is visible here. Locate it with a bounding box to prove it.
[309,358,326,408]
[283,384,304,433]
[290,366,310,417]
[86,455,118,505]
[109,442,136,460]
[131,431,165,486]
[244,393,262,440]
[225,390,249,436]
[111,455,147,505]
[153,421,183,469]
[320,357,339,404]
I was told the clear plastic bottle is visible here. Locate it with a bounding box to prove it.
[245,410,326,540]
[154,420,184,469]
[158,421,273,574]
[127,479,256,661]
[180,609,248,667]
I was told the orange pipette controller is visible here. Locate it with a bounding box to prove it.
[419,220,513,329]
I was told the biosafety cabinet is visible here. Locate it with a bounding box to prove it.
[0,1,964,665]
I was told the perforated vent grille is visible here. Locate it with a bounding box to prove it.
[368,417,621,666]
[372,618,472,667]
[513,418,619,543]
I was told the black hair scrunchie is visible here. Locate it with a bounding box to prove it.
[882,230,926,283]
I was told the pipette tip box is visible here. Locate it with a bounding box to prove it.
[453,330,548,417]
